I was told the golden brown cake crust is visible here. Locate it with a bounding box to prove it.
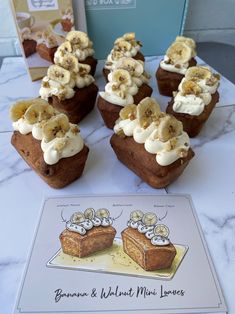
[97,83,153,129]
[110,134,195,188]
[60,226,116,257]
[122,227,176,270]
[156,58,197,97]
[166,91,219,137]
[36,43,57,63]
[79,56,97,76]
[50,83,98,124]
[11,131,89,189]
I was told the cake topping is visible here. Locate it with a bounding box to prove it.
[36,28,58,48]
[114,97,191,166]
[127,210,170,246]
[66,208,114,235]
[20,27,32,41]
[40,51,94,101]
[160,36,196,74]
[99,69,138,107]
[10,99,84,165]
[104,32,142,70]
[65,30,94,61]
[114,57,150,86]
[172,66,220,116]
[61,7,74,24]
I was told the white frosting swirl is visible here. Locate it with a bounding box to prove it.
[114,119,190,166]
[41,126,84,165]
[13,118,33,134]
[144,130,190,166]
[20,27,32,41]
[160,55,189,74]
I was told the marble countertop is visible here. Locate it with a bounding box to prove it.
[0,56,235,314]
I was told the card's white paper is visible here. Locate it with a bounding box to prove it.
[14,194,227,314]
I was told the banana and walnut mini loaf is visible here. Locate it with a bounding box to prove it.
[60,208,116,258]
[156,36,197,97]
[122,210,176,271]
[35,28,58,63]
[111,97,194,188]
[166,66,220,137]
[103,32,145,82]
[10,98,89,188]
[98,58,152,129]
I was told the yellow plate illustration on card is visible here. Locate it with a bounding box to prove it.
[47,238,188,280]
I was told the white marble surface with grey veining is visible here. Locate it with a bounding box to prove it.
[0,56,235,314]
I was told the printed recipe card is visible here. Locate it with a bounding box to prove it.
[14,194,227,314]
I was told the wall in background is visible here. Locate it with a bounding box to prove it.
[0,0,235,57]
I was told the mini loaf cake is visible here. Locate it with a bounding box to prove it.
[111,97,194,188]
[10,98,89,188]
[166,66,220,137]
[60,208,116,258]
[36,28,59,63]
[156,36,197,97]
[54,31,97,76]
[60,7,74,32]
[103,32,145,81]
[122,210,176,270]
[97,58,152,129]
[20,27,36,58]
[39,52,98,123]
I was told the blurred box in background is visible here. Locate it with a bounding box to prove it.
[84,0,188,59]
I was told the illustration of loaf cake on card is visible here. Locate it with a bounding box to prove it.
[122,210,176,271]
[60,208,116,258]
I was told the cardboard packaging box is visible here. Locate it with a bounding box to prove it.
[84,0,188,59]
[11,0,75,81]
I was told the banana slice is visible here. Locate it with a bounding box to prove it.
[175,36,196,50]
[42,113,70,142]
[24,102,54,124]
[119,104,137,120]
[47,34,57,47]
[95,208,110,219]
[84,208,95,220]
[123,32,135,41]
[157,115,183,142]
[66,31,89,48]
[142,213,158,226]
[185,66,211,81]
[111,50,123,61]
[70,212,85,224]
[78,63,91,76]
[58,54,79,73]
[181,80,202,95]
[10,99,33,122]
[116,57,144,77]
[130,210,144,222]
[115,40,132,52]
[137,97,161,128]
[112,69,132,86]
[154,224,170,238]
[166,42,192,64]
[47,65,71,85]
[56,41,72,56]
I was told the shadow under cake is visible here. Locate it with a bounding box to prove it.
[156,58,197,97]
[23,39,37,58]
[49,83,98,124]
[103,51,145,82]
[122,227,176,270]
[11,131,89,189]
[166,91,219,137]
[97,83,153,129]
[60,226,116,258]
[110,134,195,188]
[36,44,58,63]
